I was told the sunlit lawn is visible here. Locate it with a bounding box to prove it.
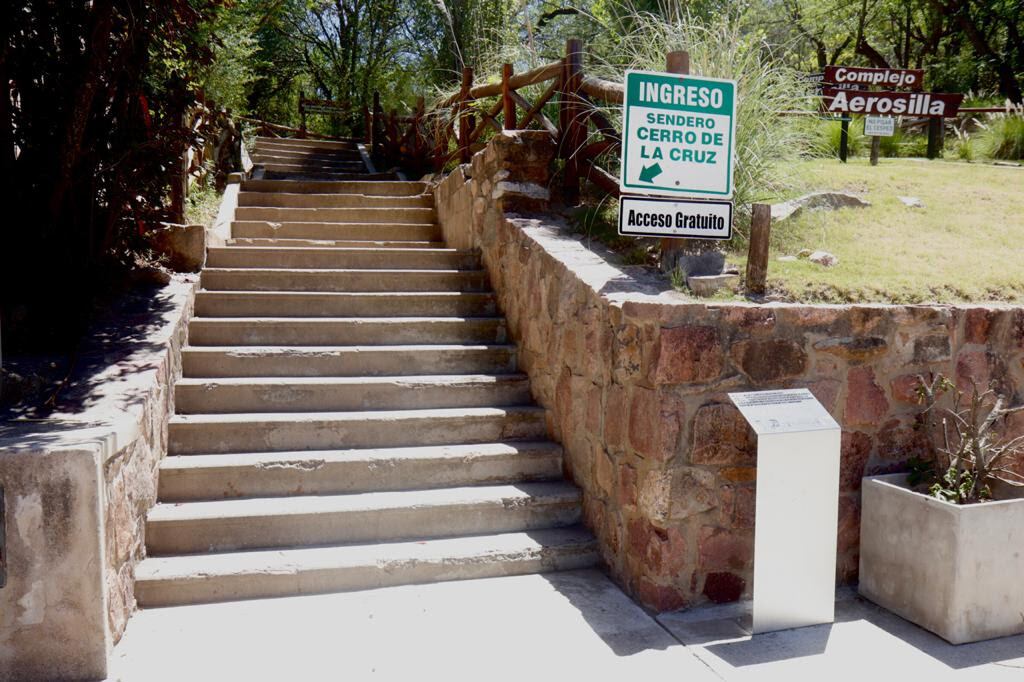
[733,158,1024,303]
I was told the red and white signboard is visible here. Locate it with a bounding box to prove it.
[824,65,924,91]
[822,88,963,117]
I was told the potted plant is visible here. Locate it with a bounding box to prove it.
[859,375,1024,644]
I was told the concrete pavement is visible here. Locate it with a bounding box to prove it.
[107,569,1024,681]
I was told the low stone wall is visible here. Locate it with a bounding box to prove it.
[434,130,1024,611]
[0,278,196,680]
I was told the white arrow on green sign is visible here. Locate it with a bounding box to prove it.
[619,70,737,199]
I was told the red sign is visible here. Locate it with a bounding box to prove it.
[824,66,924,91]
[822,88,963,117]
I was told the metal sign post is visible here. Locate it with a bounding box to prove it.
[729,389,841,634]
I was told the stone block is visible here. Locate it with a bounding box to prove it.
[731,338,807,384]
[636,578,688,612]
[840,430,873,491]
[703,571,747,603]
[697,526,754,572]
[638,467,717,527]
[963,308,995,344]
[890,373,923,404]
[844,367,889,427]
[652,325,723,385]
[913,335,952,363]
[151,223,206,273]
[690,403,756,466]
[628,387,682,462]
[813,336,888,363]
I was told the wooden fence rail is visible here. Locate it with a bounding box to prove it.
[362,39,630,195]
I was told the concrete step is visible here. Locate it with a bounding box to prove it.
[134,527,598,606]
[181,345,517,378]
[194,291,497,317]
[205,247,478,271]
[145,482,582,554]
[235,206,435,224]
[227,238,445,249]
[262,170,398,182]
[187,317,506,346]
[251,148,364,162]
[157,441,564,501]
[240,179,427,196]
[231,221,441,241]
[253,136,360,151]
[175,374,532,414]
[200,268,487,292]
[257,161,367,175]
[168,406,548,454]
[238,192,432,209]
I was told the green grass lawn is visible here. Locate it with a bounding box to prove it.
[733,158,1024,303]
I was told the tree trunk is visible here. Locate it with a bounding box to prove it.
[46,0,115,248]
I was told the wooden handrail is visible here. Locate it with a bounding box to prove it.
[441,61,563,107]
[236,116,359,142]
[580,76,624,105]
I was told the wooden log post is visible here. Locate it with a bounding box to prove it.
[745,203,772,295]
[927,116,943,159]
[299,91,307,139]
[839,116,850,162]
[388,108,398,166]
[413,96,425,162]
[502,63,516,130]
[658,50,692,276]
[459,67,473,164]
[562,38,584,205]
[372,91,382,161]
[362,105,371,144]
[870,134,881,166]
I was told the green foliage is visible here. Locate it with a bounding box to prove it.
[586,12,815,222]
[198,6,260,113]
[3,0,226,350]
[818,117,864,158]
[912,374,1024,505]
[930,467,991,505]
[954,137,976,161]
[978,116,1024,160]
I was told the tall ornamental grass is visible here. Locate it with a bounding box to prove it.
[584,12,815,222]
[979,116,1024,160]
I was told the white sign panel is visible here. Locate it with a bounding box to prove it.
[729,389,841,634]
[618,196,733,240]
[730,389,839,434]
[864,116,895,137]
[619,70,737,199]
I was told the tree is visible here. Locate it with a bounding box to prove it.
[3,1,225,349]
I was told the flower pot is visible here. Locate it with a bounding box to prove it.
[859,473,1024,644]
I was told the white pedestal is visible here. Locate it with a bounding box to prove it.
[729,389,841,634]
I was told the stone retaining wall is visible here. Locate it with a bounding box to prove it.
[0,278,196,680]
[434,130,1024,611]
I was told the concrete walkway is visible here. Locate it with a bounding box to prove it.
[107,569,1024,681]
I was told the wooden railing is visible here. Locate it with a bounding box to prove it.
[365,39,633,199]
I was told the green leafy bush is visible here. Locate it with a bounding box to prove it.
[818,117,864,158]
[978,116,1024,160]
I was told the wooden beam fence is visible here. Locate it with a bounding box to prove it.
[365,39,628,190]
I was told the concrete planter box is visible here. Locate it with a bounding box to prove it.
[859,473,1024,644]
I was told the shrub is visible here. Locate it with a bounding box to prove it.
[910,375,1024,504]
[978,116,1024,160]
[818,116,864,158]
[587,12,815,223]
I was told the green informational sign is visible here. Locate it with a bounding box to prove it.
[619,70,737,199]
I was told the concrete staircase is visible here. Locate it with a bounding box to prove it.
[135,137,598,607]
